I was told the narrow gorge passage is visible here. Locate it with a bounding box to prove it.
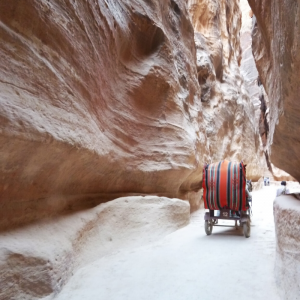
[55,187,280,300]
[2,0,300,298]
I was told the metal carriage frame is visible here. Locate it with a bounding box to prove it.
[204,207,251,238]
[202,160,252,238]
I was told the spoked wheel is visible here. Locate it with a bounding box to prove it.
[205,220,213,235]
[243,221,251,238]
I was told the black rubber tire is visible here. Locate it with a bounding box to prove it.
[243,221,250,238]
[205,220,213,235]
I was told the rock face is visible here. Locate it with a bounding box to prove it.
[240,0,260,112]
[187,0,267,180]
[0,196,190,300]
[240,0,295,181]
[273,195,300,299]
[248,0,300,182]
[240,0,265,148]
[247,4,300,297]
[271,164,296,182]
[0,0,209,229]
[0,1,272,299]
[0,0,269,229]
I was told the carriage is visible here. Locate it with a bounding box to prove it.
[202,160,252,238]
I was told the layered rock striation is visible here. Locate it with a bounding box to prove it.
[240,0,260,112]
[188,0,267,180]
[0,0,210,228]
[0,0,270,230]
[248,0,300,182]
[248,3,300,298]
[0,1,272,299]
[240,0,295,181]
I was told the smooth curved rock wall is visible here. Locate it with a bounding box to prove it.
[240,0,296,181]
[240,0,261,136]
[0,0,209,229]
[248,0,300,182]
[0,0,269,230]
[240,2,259,103]
[274,195,300,300]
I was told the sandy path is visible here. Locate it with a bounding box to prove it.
[55,187,280,300]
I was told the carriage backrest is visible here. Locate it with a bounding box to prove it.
[202,160,247,211]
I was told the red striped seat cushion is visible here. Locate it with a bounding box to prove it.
[202,160,247,211]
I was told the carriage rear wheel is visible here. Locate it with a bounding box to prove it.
[243,221,251,238]
[205,220,213,235]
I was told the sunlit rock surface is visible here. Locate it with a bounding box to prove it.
[271,164,296,182]
[240,0,260,128]
[248,0,300,182]
[188,0,267,180]
[0,0,210,229]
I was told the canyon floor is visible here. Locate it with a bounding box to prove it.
[55,186,280,300]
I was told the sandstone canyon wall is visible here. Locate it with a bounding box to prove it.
[248,0,300,182]
[0,0,210,229]
[0,1,271,299]
[240,0,260,112]
[0,0,267,230]
[188,0,267,180]
[239,0,295,182]
[240,0,265,148]
[247,1,300,298]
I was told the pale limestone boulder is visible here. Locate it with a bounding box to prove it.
[0,196,190,300]
[0,0,209,229]
[274,196,300,300]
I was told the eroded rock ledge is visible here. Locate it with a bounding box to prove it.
[0,196,189,300]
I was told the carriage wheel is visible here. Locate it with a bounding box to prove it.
[243,221,250,238]
[205,220,213,235]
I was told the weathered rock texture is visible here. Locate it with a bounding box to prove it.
[272,164,296,182]
[0,196,190,300]
[240,0,296,181]
[274,195,300,300]
[0,1,271,298]
[187,0,267,180]
[240,0,263,145]
[248,0,300,182]
[0,0,210,229]
[240,0,260,112]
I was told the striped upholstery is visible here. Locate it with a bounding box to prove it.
[202,160,247,211]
